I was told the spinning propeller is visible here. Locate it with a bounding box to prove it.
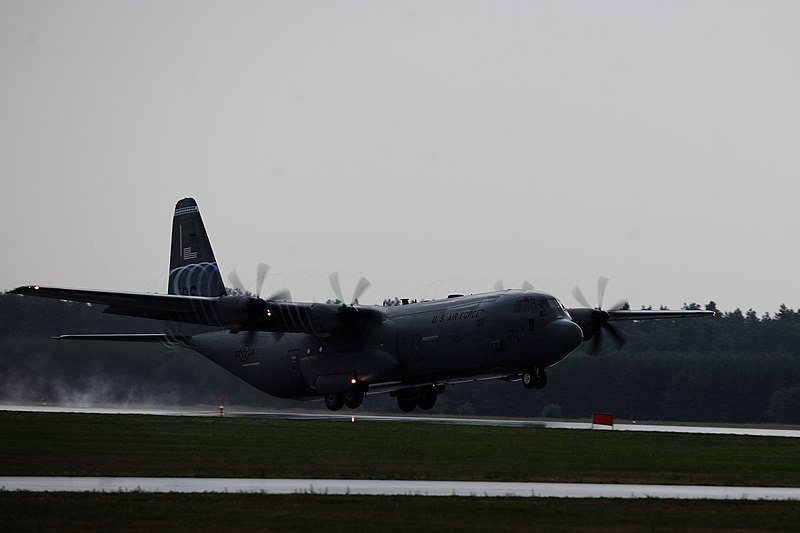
[572,276,628,355]
[494,280,535,291]
[228,262,269,298]
[226,263,292,341]
[228,263,291,301]
[328,272,371,306]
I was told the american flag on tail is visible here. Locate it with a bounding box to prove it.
[183,246,198,260]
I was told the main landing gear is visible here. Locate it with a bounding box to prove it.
[324,390,365,411]
[393,385,441,412]
[522,367,547,389]
[324,393,344,411]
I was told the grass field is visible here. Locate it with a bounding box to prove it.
[2,493,800,532]
[1,411,799,486]
[2,411,800,531]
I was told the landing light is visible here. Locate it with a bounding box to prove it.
[350,377,357,385]
[266,308,272,317]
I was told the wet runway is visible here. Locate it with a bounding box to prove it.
[3,404,800,438]
[3,476,800,499]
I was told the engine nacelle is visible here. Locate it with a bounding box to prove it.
[212,296,267,331]
[566,308,608,341]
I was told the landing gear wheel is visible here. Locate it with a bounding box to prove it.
[534,367,547,389]
[397,396,417,412]
[324,393,345,411]
[343,391,365,409]
[522,367,547,390]
[417,388,437,410]
[522,371,535,389]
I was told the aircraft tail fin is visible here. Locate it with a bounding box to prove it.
[168,198,226,297]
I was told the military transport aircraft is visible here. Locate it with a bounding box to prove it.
[12,198,712,412]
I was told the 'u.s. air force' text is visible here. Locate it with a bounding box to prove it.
[432,309,484,324]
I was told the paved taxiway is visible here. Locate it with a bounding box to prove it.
[3,404,800,438]
[3,477,800,500]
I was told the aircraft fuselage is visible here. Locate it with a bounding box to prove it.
[188,289,584,402]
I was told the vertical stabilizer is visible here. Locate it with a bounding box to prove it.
[168,198,226,296]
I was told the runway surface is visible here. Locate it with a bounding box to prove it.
[3,477,800,499]
[3,404,800,438]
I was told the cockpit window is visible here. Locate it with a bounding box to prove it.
[513,297,534,313]
[515,297,565,318]
[547,298,566,317]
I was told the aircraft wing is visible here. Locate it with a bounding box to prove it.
[10,285,383,337]
[10,285,219,322]
[566,306,713,354]
[52,334,192,343]
[606,309,714,321]
[10,285,215,310]
[567,307,713,322]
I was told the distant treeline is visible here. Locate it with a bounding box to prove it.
[1,294,799,423]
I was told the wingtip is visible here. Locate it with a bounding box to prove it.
[10,285,39,295]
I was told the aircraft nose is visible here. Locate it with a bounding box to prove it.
[544,319,584,357]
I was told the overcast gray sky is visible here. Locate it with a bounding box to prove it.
[2,1,798,313]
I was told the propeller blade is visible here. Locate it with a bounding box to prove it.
[228,270,246,293]
[351,276,372,305]
[255,263,270,298]
[522,280,535,291]
[494,280,504,292]
[608,299,629,312]
[572,285,592,309]
[577,276,628,355]
[589,332,603,355]
[597,276,610,310]
[603,322,626,349]
[266,289,292,302]
[243,329,257,345]
[328,272,344,304]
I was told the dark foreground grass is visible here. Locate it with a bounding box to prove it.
[1,411,800,486]
[2,493,800,532]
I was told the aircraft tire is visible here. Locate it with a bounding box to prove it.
[324,393,345,411]
[343,391,365,409]
[534,368,548,389]
[522,368,547,390]
[397,396,417,412]
[417,389,437,410]
[522,372,536,389]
